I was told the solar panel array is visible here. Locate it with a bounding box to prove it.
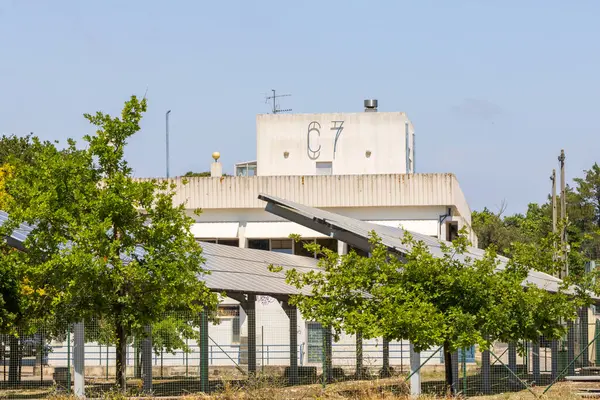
[0,210,319,296]
[258,193,570,295]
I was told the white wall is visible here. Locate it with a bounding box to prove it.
[190,206,448,239]
[256,112,414,177]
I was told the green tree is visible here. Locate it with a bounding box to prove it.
[183,171,230,177]
[183,171,211,177]
[0,134,60,384]
[1,96,218,390]
[278,231,585,394]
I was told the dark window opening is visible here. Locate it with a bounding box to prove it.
[446,222,459,242]
[197,239,217,243]
[294,239,316,258]
[316,238,338,259]
[348,245,369,258]
[248,239,269,251]
[217,239,239,247]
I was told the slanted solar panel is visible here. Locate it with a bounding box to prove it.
[0,210,320,296]
[258,193,580,298]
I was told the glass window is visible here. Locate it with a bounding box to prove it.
[294,239,315,258]
[307,322,324,363]
[232,316,240,343]
[316,162,332,176]
[248,239,269,251]
[217,305,241,343]
[315,239,338,259]
[197,239,217,243]
[217,239,239,247]
[271,239,293,254]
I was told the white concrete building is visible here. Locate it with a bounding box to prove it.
[29,100,479,378]
[142,100,478,371]
[56,100,475,375]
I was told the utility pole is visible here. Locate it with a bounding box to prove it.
[551,169,558,278]
[551,169,557,234]
[559,149,568,278]
[165,110,171,178]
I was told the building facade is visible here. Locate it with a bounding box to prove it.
[134,101,478,370]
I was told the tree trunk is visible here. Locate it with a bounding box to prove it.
[8,336,20,385]
[443,342,454,396]
[115,323,127,391]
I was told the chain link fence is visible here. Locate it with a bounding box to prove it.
[1,308,599,398]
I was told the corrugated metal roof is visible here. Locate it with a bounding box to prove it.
[0,211,35,247]
[0,211,317,296]
[200,242,318,295]
[258,193,574,296]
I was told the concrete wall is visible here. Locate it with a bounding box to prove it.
[189,205,478,247]
[256,112,414,177]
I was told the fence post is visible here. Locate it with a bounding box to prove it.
[326,327,332,383]
[382,338,390,377]
[73,322,85,398]
[508,343,517,372]
[580,307,590,367]
[533,339,541,384]
[462,348,467,396]
[568,320,576,375]
[321,327,327,389]
[596,321,600,366]
[482,344,491,394]
[142,325,152,394]
[409,343,421,397]
[551,339,559,379]
[247,295,256,377]
[67,328,71,393]
[452,350,459,391]
[356,331,363,379]
[285,302,298,386]
[199,310,209,393]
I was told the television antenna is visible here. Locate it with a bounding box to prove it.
[265,89,292,114]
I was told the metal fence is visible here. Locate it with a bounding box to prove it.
[0,309,598,398]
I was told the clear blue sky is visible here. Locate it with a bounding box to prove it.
[1,0,599,215]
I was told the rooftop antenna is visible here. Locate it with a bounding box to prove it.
[265,89,292,114]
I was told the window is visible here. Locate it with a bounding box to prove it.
[294,239,339,258]
[217,239,239,247]
[316,238,337,259]
[446,222,459,242]
[294,239,316,258]
[271,239,293,254]
[348,245,368,258]
[197,238,238,246]
[232,316,240,343]
[197,239,217,243]
[316,162,332,176]
[217,305,240,318]
[217,305,241,343]
[307,322,324,363]
[248,239,269,251]
[235,161,257,177]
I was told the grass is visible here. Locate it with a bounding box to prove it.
[0,371,585,400]
[3,380,582,400]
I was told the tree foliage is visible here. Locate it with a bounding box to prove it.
[0,96,218,388]
[473,163,600,265]
[0,134,57,335]
[183,171,230,177]
[278,230,586,391]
